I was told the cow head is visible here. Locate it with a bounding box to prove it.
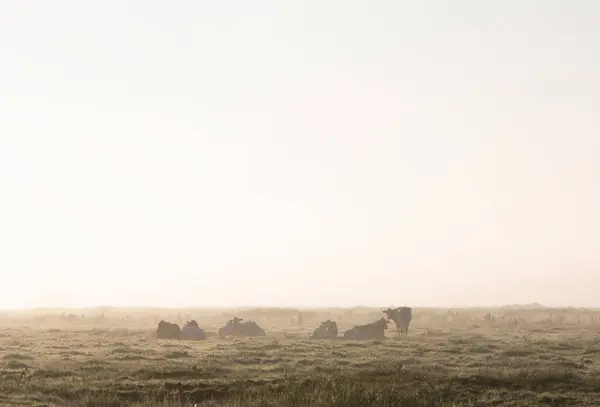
[376,317,389,329]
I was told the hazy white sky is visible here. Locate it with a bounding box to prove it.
[1,1,599,308]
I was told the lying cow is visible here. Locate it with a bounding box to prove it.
[343,317,389,340]
[311,320,338,339]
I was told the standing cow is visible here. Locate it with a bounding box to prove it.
[383,307,412,336]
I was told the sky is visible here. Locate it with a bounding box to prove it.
[0,1,599,309]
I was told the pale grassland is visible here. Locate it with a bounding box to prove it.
[1,306,600,406]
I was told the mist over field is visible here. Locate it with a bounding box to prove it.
[1,1,599,310]
[2,3,599,405]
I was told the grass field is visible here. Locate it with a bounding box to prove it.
[1,305,600,406]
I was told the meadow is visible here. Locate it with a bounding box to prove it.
[1,305,600,406]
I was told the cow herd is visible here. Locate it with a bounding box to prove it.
[156,320,207,340]
[156,317,266,340]
[156,307,413,342]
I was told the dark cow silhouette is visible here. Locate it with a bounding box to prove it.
[311,320,338,339]
[383,306,413,336]
[156,320,182,339]
[219,317,265,338]
[343,317,389,340]
[181,320,207,341]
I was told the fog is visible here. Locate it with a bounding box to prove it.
[1,1,599,309]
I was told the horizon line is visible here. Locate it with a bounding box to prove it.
[2,303,598,312]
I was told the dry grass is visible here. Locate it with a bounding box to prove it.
[1,306,600,406]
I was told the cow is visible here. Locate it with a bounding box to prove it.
[156,320,182,340]
[343,317,389,340]
[181,320,207,341]
[383,306,412,336]
[311,320,338,339]
[218,317,266,338]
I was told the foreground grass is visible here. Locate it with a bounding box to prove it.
[1,307,600,406]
